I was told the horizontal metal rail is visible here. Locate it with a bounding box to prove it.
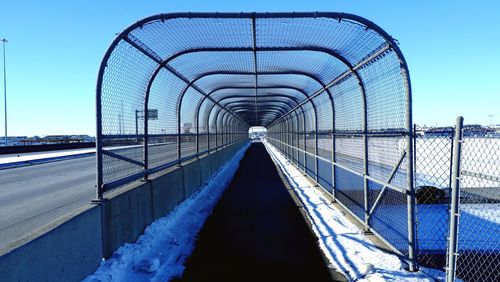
[461,170,500,183]
[102,138,247,192]
[265,139,407,258]
[267,137,407,194]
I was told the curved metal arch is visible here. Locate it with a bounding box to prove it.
[232,108,286,116]
[220,97,299,108]
[146,44,358,151]
[224,104,292,118]
[227,104,290,116]
[175,70,325,151]
[206,85,311,101]
[212,101,291,144]
[204,96,296,127]
[147,44,353,123]
[147,43,360,118]
[210,93,302,105]
[210,95,302,122]
[152,46,353,83]
[195,84,312,129]
[208,90,306,127]
[97,11,410,164]
[208,92,304,133]
[194,73,317,143]
[180,70,328,136]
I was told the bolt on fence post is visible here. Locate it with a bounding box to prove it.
[446,116,464,282]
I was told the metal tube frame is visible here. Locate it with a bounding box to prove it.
[96,14,415,269]
[446,116,464,282]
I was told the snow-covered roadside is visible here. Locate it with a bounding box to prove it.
[0,148,94,164]
[83,142,250,282]
[263,140,434,282]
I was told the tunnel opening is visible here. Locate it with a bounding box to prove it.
[248,126,267,140]
[96,12,417,271]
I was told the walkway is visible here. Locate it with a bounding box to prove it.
[174,143,340,281]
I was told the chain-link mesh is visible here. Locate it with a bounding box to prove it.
[97,12,417,270]
[413,126,454,272]
[411,125,500,281]
[455,127,500,282]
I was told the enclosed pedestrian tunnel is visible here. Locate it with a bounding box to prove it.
[96,13,417,270]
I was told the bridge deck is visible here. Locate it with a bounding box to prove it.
[174,143,343,281]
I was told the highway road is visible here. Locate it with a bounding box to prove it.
[0,141,199,252]
[0,155,96,251]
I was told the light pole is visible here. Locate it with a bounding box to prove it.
[2,38,7,147]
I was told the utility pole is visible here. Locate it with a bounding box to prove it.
[2,38,7,147]
[488,115,493,127]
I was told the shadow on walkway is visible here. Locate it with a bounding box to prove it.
[173,143,340,282]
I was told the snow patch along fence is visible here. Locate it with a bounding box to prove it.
[0,140,248,282]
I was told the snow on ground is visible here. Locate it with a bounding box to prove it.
[83,142,250,282]
[264,140,433,282]
[0,148,95,164]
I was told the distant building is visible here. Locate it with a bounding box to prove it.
[0,136,28,146]
[182,123,193,134]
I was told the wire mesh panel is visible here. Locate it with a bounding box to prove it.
[455,128,500,282]
[413,127,454,272]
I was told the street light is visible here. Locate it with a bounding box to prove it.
[2,38,7,147]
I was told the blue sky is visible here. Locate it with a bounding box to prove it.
[1,0,499,136]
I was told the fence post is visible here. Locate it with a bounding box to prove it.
[446,116,464,282]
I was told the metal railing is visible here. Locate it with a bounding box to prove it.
[267,134,416,268]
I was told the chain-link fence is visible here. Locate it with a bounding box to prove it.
[414,126,454,274]
[411,121,500,282]
[97,12,423,273]
[452,125,500,281]
[264,11,418,270]
[270,113,500,282]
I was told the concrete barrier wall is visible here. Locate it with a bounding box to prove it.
[0,140,248,282]
[0,205,103,282]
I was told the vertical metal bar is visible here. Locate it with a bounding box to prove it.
[332,118,336,200]
[177,104,182,163]
[215,109,219,150]
[135,110,139,140]
[446,116,464,282]
[196,101,200,156]
[222,113,226,146]
[404,66,417,272]
[285,116,289,157]
[230,117,234,144]
[315,106,319,183]
[293,113,296,163]
[303,107,307,173]
[448,129,455,190]
[362,90,370,230]
[143,94,149,180]
[2,39,7,147]
[96,83,104,200]
[207,106,210,153]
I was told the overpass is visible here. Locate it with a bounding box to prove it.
[1,12,420,281]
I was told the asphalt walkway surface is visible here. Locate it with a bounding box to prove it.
[174,143,337,282]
